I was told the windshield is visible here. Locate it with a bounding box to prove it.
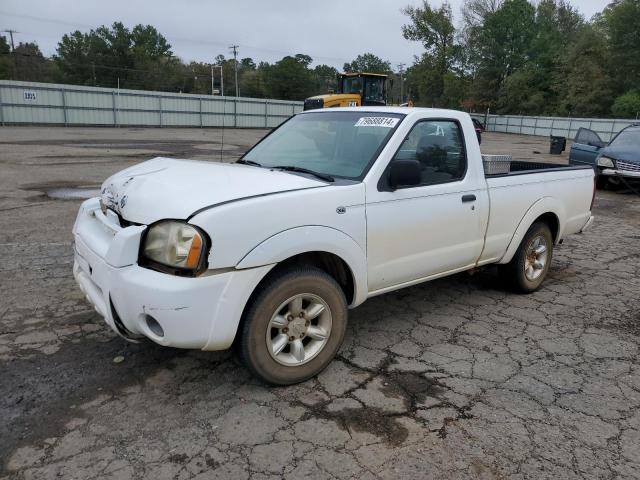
[243,112,404,179]
[610,128,640,148]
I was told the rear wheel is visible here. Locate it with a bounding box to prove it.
[499,221,553,293]
[239,267,347,385]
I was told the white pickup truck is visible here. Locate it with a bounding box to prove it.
[73,107,595,384]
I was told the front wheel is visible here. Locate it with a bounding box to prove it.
[239,267,347,385]
[499,221,553,293]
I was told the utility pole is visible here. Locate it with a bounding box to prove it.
[2,29,17,51]
[219,65,224,96]
[397,63,405,104]
[3,30,18,76]
[229,44,239,97]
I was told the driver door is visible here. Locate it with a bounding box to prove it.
[365,119,487,293]
[569,128,605,167]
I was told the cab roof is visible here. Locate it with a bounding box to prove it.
[298,106,471,120]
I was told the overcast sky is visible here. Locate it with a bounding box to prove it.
[2,0,612,69]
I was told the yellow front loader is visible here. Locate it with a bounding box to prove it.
[304,72,391,110]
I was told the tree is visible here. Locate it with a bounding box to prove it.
[263,55,315,100]
[496,66,545,114]
[312,64,339,92]
[240,69,266,98]
[462,0,503,29]
[599,0,640,96]
[469,0,536,108]
[402,1,460,106]
[11,42,57,83]
[611,91,640,118]
[55,22,175,89]
[343,53,391,74]
[556,25,612,117]
[0,35,10,79]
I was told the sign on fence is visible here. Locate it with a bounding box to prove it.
[23,90,37,102]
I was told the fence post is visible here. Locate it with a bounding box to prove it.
[264,100,268,128]
[61,88,68,126]
[567,117,573,139]
[610,120,616,142]
[0,86,4,126]
[111,91,116,126]
[519,116,523,135]
[159,96,163,127]
[550,117,555,137]
[234,98,237,128]
[199,97,203,128]
[533,116,538,136]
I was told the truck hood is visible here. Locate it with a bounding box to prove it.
[101,157,327,224]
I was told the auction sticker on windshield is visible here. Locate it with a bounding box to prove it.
[354,117,400,128]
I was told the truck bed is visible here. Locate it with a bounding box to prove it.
[485,160,593,178]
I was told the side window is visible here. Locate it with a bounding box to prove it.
[575,128,602,145]
[392,120,467,186]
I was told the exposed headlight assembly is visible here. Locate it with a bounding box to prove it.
[141,220,209,276]
[597,156,616,168]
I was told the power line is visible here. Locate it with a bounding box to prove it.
[0,10,415,67]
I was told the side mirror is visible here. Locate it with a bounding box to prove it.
[588,141,605,149]
[389,159,421,190]
[476,129,482,145]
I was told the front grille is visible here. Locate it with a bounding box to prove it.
[303,98,324,111]
[617,160,640,172]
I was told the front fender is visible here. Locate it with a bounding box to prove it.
[498,197,565,264]
[236,226,368,307]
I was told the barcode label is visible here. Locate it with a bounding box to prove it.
[354,117,399,128]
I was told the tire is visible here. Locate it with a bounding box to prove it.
[499,221,553,294]
[239,267,348,385]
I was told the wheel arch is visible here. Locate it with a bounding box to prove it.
[498,197,564,265]
[236,226,368,307]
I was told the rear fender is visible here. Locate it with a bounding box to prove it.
[236,226,368,306]
[498,197,565,264]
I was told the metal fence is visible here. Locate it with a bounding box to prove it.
[471,113,638,142]
[0,80,304,128]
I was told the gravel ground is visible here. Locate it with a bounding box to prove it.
[1,127,639,479]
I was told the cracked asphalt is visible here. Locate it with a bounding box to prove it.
[1,127,639,479]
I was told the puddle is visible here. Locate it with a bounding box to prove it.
[45,187,101,200]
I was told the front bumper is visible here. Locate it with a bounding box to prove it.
[601,168,640,179]
[72,198,272,350]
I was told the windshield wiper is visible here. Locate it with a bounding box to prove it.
[236,159,262,167]
[270,165,334,183]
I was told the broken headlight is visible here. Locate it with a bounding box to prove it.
[140,221,209,276]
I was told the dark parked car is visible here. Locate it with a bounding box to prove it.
[472,118,485,132]
[569,124,640,188]
[472,118,485,144]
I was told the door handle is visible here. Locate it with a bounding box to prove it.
[461,194,476,203]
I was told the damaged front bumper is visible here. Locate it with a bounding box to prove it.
[601,168,640,179]
[72,198,271,350]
